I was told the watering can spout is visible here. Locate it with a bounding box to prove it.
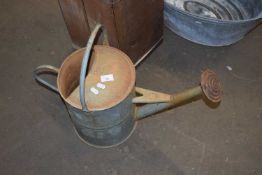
[134,69,222,120]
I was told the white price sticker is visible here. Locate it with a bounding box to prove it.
[100,74,114,82]
[90,87,99,95]
[97,83,106,89]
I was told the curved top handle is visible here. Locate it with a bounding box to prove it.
[259,11,262,20]
[80,24,102,111]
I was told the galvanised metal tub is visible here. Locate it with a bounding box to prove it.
[164,0,262,46]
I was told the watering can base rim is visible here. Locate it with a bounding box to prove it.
[73,121,138,148]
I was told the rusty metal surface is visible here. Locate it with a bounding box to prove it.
[59,46,136,111]
[201,69,222,103]
[57,48,83,102]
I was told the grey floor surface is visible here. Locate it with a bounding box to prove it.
[0,0,262,175]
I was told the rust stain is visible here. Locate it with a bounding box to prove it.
[200,69,222,103]
[58,46,136,111]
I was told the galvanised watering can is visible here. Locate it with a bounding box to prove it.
[34,24,222,148]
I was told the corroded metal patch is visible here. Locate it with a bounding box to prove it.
[58,46,136,111]
[201,69,222,103]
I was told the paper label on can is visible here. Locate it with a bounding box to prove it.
[97,83,106,89]
[90,87,99,95]
[100,74,114,82]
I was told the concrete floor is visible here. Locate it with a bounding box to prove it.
[1,0,262,175]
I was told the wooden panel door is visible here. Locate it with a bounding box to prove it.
[58,0,90,48]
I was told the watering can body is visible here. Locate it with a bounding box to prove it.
[34,24,222,148]
[34,45,139,148]
[34,46,174,148]
[67,93,137,148]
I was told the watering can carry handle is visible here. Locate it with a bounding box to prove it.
[34,65,59,92]
[79,24,102,111]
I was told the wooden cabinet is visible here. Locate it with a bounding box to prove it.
[58,0,163,63]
